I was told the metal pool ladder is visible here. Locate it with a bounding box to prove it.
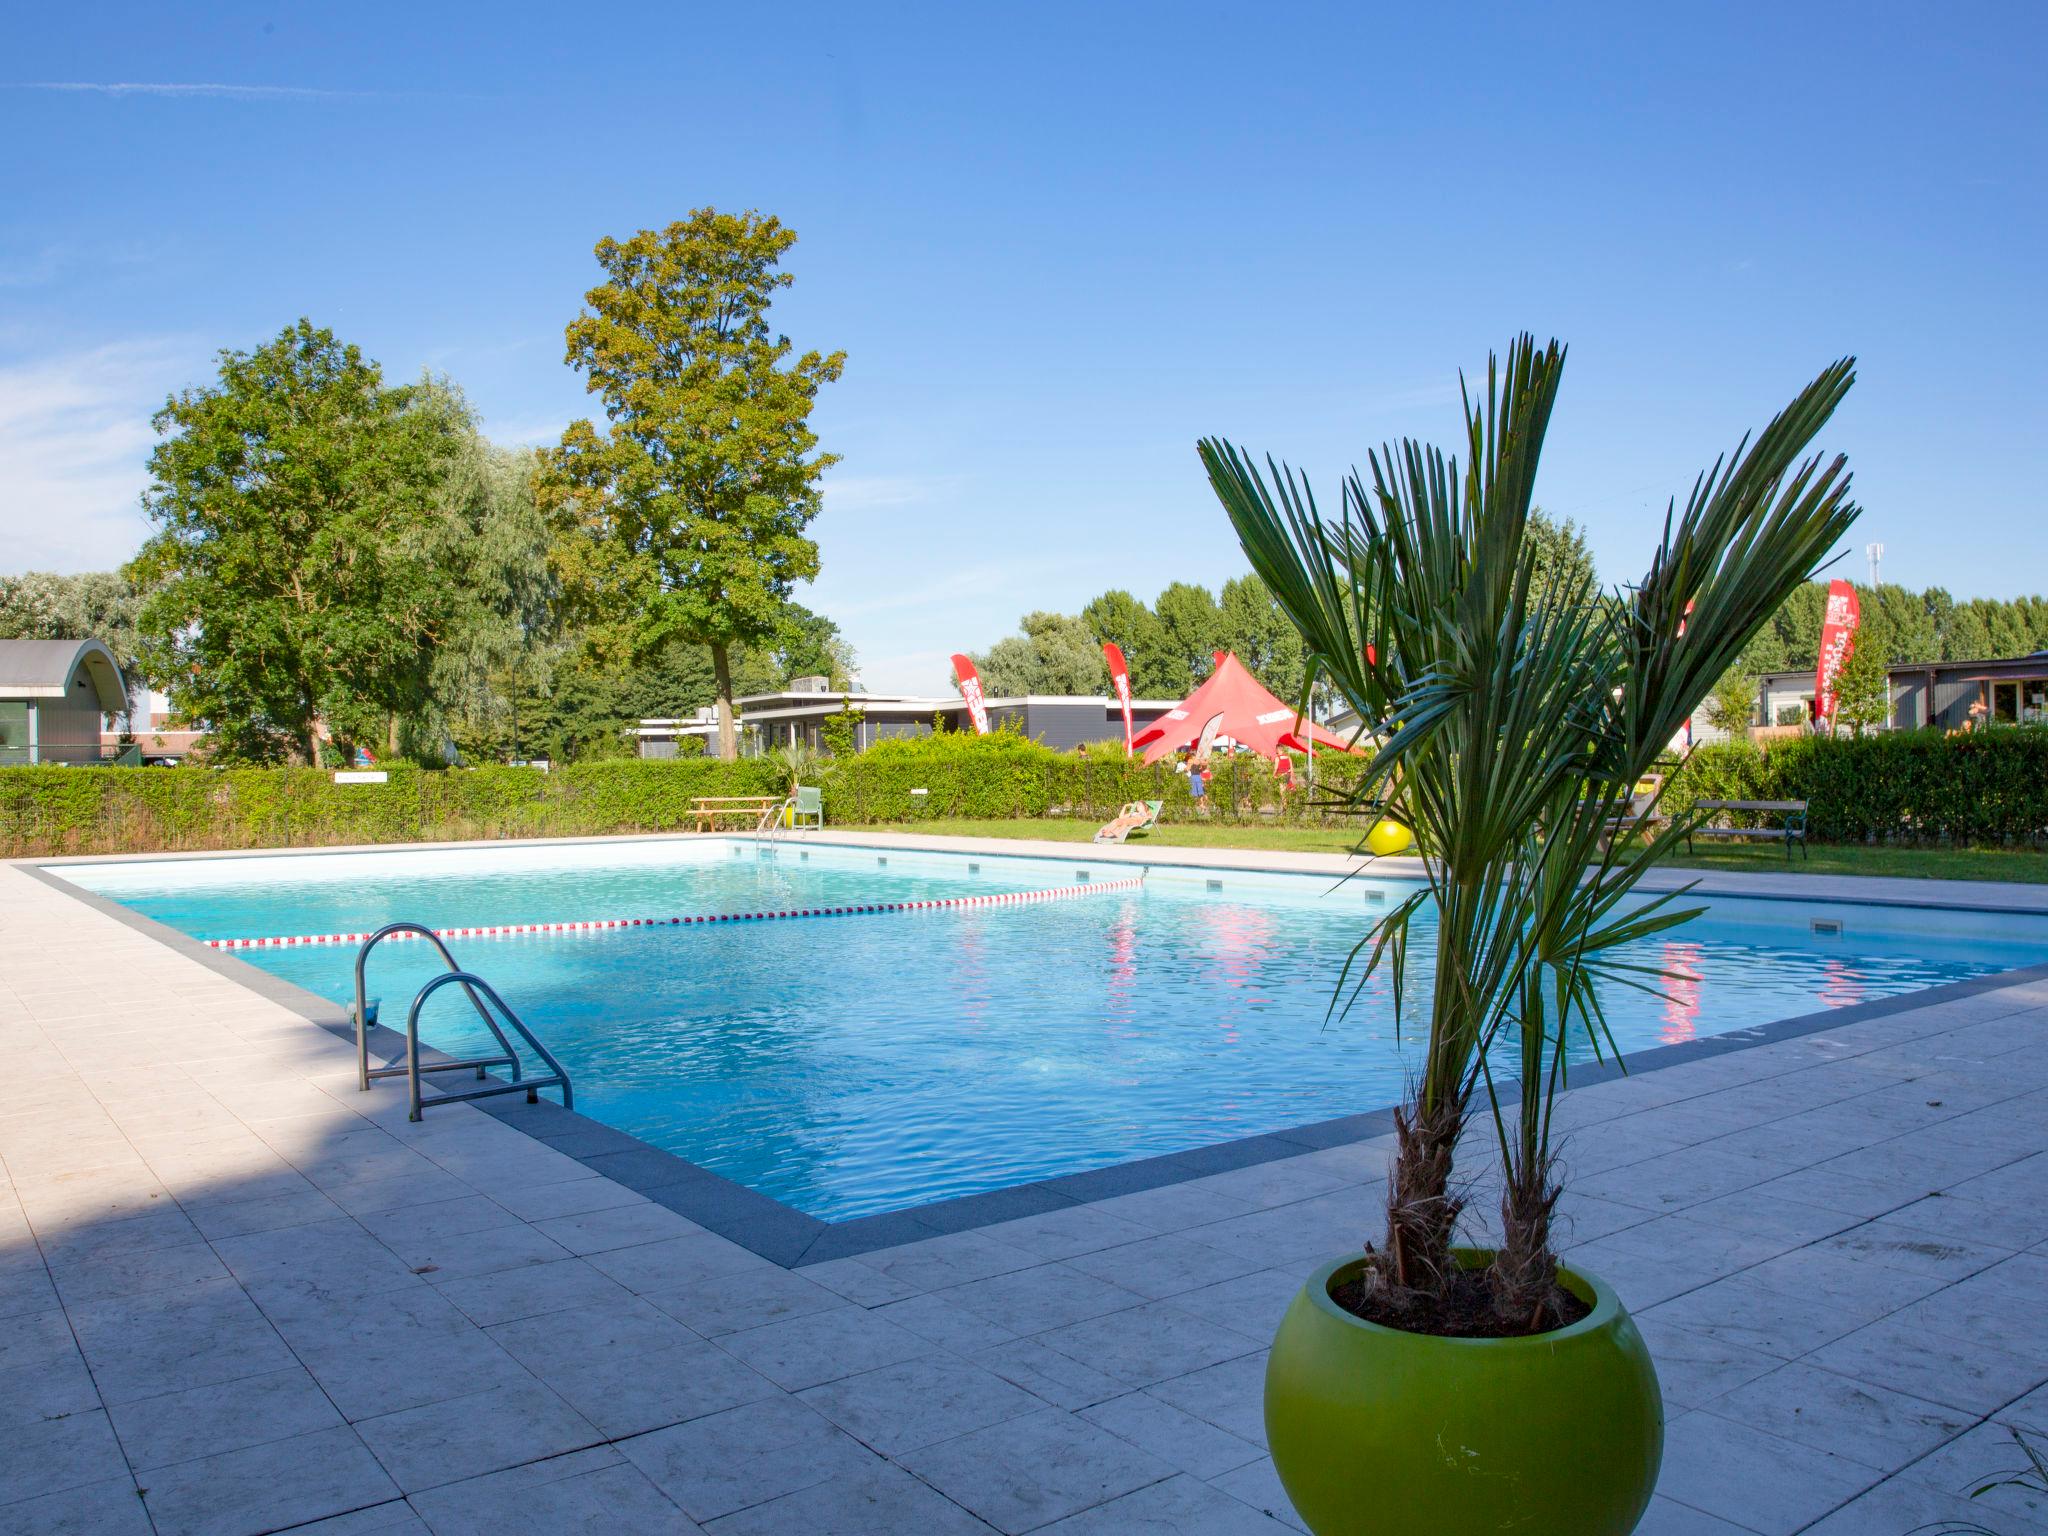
[352,923,574,1122]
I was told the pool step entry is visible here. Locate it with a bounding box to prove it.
[352,922,574,1122]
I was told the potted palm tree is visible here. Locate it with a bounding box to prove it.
[1198,336,1860,1536]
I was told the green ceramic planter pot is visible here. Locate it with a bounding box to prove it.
[1264,1250,1663,1536]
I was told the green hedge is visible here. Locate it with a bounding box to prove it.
[0,734,1376,857]
[1669,729,2048,844]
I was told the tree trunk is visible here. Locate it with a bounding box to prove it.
[1491,1158,1565,1331]
[711,642,738,761]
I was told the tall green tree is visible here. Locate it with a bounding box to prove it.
[1081,589,1174,696]
[1526,507,1597,593]
[400,382,565,764]
[128,321,464,764]
[1153,581,1223,692]
[971,611,1107,696]
[1833,627,1892,735]
[1219,572,1306,703]
[551,209,845,760]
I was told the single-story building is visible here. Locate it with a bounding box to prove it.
[1748,652,2048,733]
[0,638,128,765]
[638,677,1183,757]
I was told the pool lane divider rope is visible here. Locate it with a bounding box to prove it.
[203,872,1148,951]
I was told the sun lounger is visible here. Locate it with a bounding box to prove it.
[1094,799,1163,845]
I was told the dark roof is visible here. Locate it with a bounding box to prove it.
[0,638,127,711]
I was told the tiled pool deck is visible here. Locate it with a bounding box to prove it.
[4,835,2048,1534]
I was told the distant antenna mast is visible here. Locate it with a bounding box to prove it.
[1866,541,1884,587]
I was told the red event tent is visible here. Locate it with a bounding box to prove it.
[1131,652,1364,765]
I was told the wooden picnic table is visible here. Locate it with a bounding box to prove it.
[691,795,784,833]
[1687,799,1809,859]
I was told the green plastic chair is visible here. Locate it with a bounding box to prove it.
[792,785,824,829]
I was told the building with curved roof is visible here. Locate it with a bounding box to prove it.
[0,638,128,765]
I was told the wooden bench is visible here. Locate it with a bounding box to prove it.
[1597,773,1666,850]
[690,795,784,833]
[1687,799,1809,859]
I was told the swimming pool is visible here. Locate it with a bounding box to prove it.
[53,838,2048,1220]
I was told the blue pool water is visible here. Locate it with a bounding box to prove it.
[55,839,2048,1220]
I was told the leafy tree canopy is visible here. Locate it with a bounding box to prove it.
[549,208,845,759]
[127,320,468,764]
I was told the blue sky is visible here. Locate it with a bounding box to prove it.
[4,2,2043,693]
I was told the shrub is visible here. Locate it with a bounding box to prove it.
[0,734,1385,856]
[1668,727,2048,844]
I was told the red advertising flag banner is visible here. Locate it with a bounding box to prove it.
[1102,642,1134,755]
[1813,579,1861,726]
[950,653,991,735]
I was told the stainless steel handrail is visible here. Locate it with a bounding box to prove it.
[404,971,573,1122]
[353,923,521,1092]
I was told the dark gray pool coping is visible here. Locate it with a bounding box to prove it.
[22,857,2048,1270]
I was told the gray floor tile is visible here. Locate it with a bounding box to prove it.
[1797,1472,2043,1536]
[408,1448,700,1534]
[1204,1458,1306,1533]
[619,1395,876,1523]
[703,1459,995,1534]
[0,1305,101,1429]
[135,1424,400,1536]
[586,1233,772,1293]
[1079,1391,1263,1477]
[1164,1267,1304,1340]
[978,1204,1159,1261]
[1037,1472,1297,1533]
[1144,1354,1271,1448]
[1641,1272,1870,1359]
[258,1282,531,1422]
[0,1407,127,1504]
[641,1263,847,1338]
[970,1336,1127,1412]
[1652,1410,1884,1534]
[49,1238,232,1306]
[1700,1360,1972,1471]
[1631,1317,1786,1410]
[848,1230,1040,1294]
[1806,1313,2048,1415]
[532,1200,701,1255]
[717,1305,928,1392]
[435,1257,635,1328]
[1063,1234,1265,1301]
[1900,1418,2048,1524]
[901,1405,1173,1534]
[107,1365,345,1470]
[70,1277,300,1406]
[874,1290,1021,1353]
[1629,1495,1757,1535]
[354,1378,605,1494]
[941,1261,1147,1334]
[388,1223,574,1284]
[799,1354,1044,1456]
[0,1475,153,1535]
[1035,1299,1264,1390]
[213,1216,421,1300]
[493,1306,780,1440]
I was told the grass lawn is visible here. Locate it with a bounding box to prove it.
[837,818,2048,884]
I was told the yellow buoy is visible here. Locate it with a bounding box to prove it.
[1367,818,1413,857]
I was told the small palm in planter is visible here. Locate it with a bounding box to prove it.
[1199,336,1859,1536]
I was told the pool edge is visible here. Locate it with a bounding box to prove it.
[19,855,2048,1271]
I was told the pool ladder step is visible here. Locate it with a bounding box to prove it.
[352,922,574,1123]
